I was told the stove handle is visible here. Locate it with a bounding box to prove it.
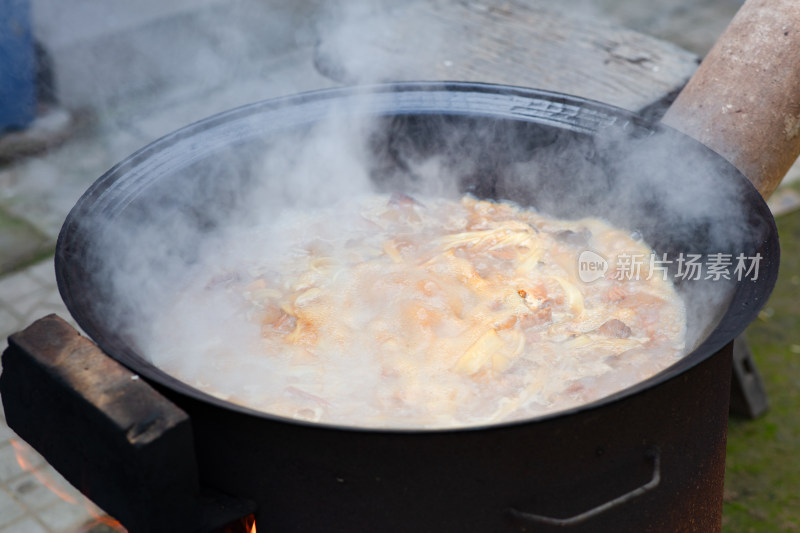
[506,447,661,527]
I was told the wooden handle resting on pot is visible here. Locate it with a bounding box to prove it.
[662,0,800,199]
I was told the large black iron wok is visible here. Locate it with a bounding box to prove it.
[45,82,777,532]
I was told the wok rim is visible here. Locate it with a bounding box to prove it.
[55,81,780,434]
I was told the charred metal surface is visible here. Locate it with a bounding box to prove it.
[0,314,255,533]
[730,335,769,419]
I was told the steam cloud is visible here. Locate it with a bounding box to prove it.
[61,1,769,427]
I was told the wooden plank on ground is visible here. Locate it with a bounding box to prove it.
[315,0,699,113]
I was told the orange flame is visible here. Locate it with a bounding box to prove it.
[221,514,257,533]
[10,438,127,532]
[10,439,78,505]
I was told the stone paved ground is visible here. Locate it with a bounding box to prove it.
[584,0,745,55]
[0,0,795,531]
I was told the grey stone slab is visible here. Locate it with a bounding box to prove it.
[559,0,743,56]
[0,126,145,240]
[35,499,98,533]
[7,467,81,512]
[9,291,50,324]
[0,419,16,446]
[0,306,23,345]
[20,305,72,331]
[0,487,26,528]
[0,260,80,352]
[7,473,62,513]
[0,517,49,533]
[0,441,44,483]
[611,0,743,56]
[0,271,44,304]
[37,294,69,317]
[24,260,56,287]
[0,266,64,350]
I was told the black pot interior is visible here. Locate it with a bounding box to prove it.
[55,82,779,428]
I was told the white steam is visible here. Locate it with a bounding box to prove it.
[72,85,761,429]
[58,1,770,428]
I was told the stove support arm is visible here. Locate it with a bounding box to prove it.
[662,0,800,199]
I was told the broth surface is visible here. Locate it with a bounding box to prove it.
[147,194,686,428]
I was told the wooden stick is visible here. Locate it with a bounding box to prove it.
[662,0,800,199]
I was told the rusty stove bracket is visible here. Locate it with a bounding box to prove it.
[0,314,256,533]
